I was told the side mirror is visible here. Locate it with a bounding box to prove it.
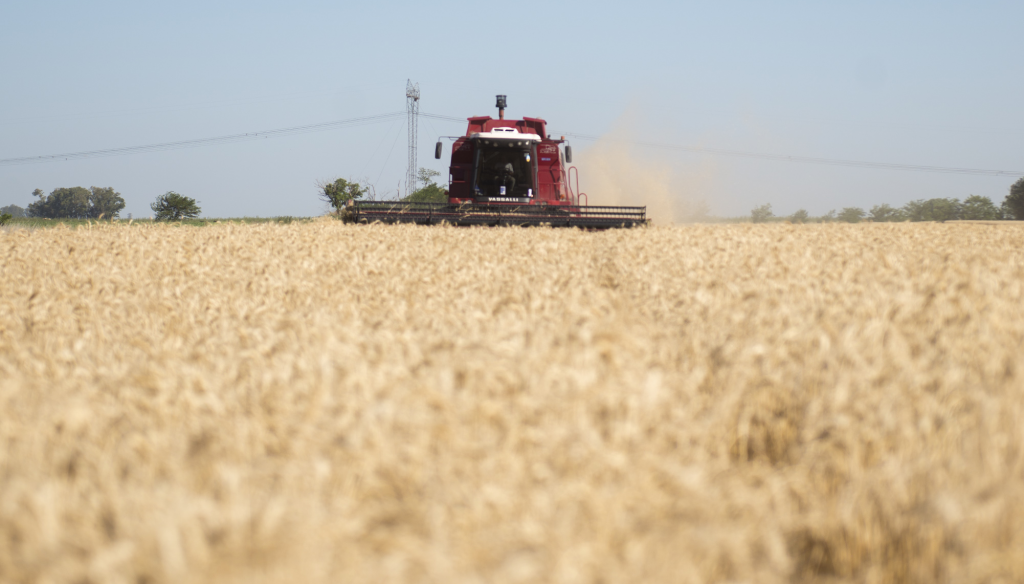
[565,145,573,163]
[434,142,443,159]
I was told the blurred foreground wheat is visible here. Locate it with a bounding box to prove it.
[2,220,1024,584]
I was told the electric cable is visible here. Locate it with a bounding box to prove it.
[358,117,403,178]
[420,112,1023,178]
[376,120,406,190]
[2,109,1020,179]
[0,112,406,167]
[552,131,1023,178]
[4,82,398,126]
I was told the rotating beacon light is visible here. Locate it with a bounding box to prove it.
[496,95,507,120]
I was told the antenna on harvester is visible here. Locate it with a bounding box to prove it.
[406,79,420,197]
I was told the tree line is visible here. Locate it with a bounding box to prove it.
[8,170,443,224]
[1,187,201,221]
[751,177,1024,223]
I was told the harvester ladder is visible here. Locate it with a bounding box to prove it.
[567,166,588,207]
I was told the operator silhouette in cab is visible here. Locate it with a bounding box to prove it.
[497,162,516,191]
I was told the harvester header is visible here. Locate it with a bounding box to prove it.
[348,96,647,228]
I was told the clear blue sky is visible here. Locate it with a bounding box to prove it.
[2,0,1021,219]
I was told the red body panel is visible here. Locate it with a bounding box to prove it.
[447,116,572,206]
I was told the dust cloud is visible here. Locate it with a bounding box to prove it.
[573,116,718,225]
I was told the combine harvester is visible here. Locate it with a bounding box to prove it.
[347,96,647,229]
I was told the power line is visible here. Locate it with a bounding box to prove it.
[2,82,399,126]
[420,112,465,124]
[358,117,403,178]
[0,112,406,167]
[2,108,1020,179]
[377,119,407,190]
[420,112,1023,178]
[554,131,1024,178]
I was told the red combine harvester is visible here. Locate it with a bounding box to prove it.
[347,95,647,228]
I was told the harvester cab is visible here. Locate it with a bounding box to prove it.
[349,96,646,228]
[465,127,539,201]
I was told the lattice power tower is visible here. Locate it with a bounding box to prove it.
[406,80,420,197]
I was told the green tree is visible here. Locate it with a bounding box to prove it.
[0,204,26,218]
[751,203,773,223]
[151,192,200,221]
[789,209,809,223]
[27,187,91,219]
[902,200,924,221]
[960,195,1002,220]
[868,204,905,222]
[87,186,126,219]
[927,198,962,222]
[0,213,11,226]
[902,198,961,222]
[404,168,447,203]
[1003,177,1024,220]
[837,207,866,223]
[820,209,837,222]
[318,178,366,211]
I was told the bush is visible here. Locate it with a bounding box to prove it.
[0,213,11,226]
[404,168,448,203]
[404,184,447,203]
[151,192,201,221]
[751,203,773,224]
[789,209,809,224]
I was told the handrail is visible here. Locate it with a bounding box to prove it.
[567,166,577,203]
[567,166,587,207]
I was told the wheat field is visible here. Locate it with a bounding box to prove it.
[2,220,1023,584]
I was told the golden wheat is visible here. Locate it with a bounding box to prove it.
[2,220,1024,584]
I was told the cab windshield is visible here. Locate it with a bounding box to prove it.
[472,143,535,198]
